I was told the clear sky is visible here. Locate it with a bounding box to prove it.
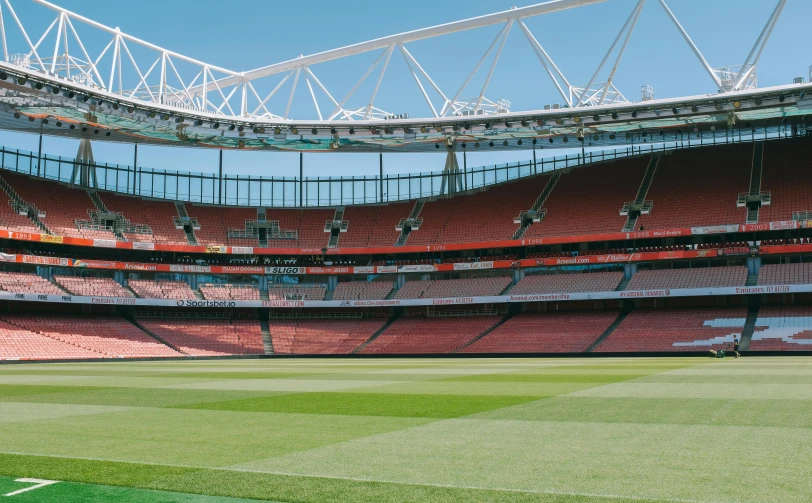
[0,0,807,179]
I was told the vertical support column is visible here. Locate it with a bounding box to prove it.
[379,152,384,203]
[463,150,467,191]
[218,149,223,205]
[533,144,537,175]
[131,143,137,194]
[299,152,303,208]
[36,131,43,177]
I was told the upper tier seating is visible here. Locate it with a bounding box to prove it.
[102,193,188,245]
[129,279,196,299]
[0,271,63,294]
[199,284,260,300]
[757,263,812,285]
[0,197,42,235]
[523,159,646,238]
[2,172,115,239]
[137,318,264,355]
[407,177,547,245]
[270,318,386,354]
[332,281,394,300]
[462,311,619,353]
[596,308,747,352]
[626,266,747,290]
[749,306,812,351]
[511,271,623,294]
[634,144,750,229]
[394,276,511,299]
[0,319,102,359]
[758,139,812,223]
[340,201,414,248]
[54,276,133,297]
[1,315,179,358]
[359,315,502,354]
[188,206,257,247]
[267,285,326,300]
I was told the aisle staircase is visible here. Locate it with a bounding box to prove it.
[513,172,561,239]
[395,200,424,246]
[621,155,659,232]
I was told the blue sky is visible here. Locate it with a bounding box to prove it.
[0,0,808,179]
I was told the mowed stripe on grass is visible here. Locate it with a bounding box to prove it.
[0,357,809,503]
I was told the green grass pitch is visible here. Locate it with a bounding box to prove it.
[0,356,810,503]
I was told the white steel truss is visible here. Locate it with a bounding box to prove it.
[0,0,790,123]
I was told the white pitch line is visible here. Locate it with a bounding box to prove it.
[3,478,59,497]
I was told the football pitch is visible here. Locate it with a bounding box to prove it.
[0,357,810,503]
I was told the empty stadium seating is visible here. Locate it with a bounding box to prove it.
[332,281,393,300]
[749,306,812,351]
[1,315,180,358]
[340,202,413,247]
[0,271,63,294]
[394,276,511,299]
[199,284,260,300]
[359,315,502,354]
[757,263,812,285]
[137,318,264,355]
[0,198,42,235]
[511,271,623,294]
[129,279,196,299]
[102,192,189,245]
[267,285,326,300]
[54,276,133,297]
[0,319,102,360]
[189,206,257,247]
[626,266,747,290]
[596,308,747,352]
[758,139,812,223]
[270,317,386,354]
[462,311,618,353]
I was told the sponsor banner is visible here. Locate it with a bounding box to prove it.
[453,261,494,271]
[205,245,227,254]
[717,247,753,257]
[132,241,155,251]
[93,239,118,248]
[265,266,306,275]
[176,299,238,308]
[169,264,212,273]
[219,266,264,274]
[262,300,305,308]
[398,264,437,273]
[23,255,70,266]
[306,267,353,275]
[690,224,739,235]
[376,265,398,274]
[624,228,688,239]
[510,293,572,302]
[353,266,375,274]
[0,253,16,262]
[40,234,64,244]
[347,299,402,307]
[231,247,254,255]
[770,221,798,231]
[123,263,158,271]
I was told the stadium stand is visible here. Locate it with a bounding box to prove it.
[54,275,133,297]
[188,206,257,247]
[332,281,394,300]
[267,285,326,300]
[137,318,264,355]
[0,319,102,359]
[393,276,511,299]
[1,315,179,358]
[339,201,414,248]
[511,271,623,294]
[0,271,64,294]
[757,263,812,285]
[359,315,502,354]
[128,279,196,299]
[102,193,188,245]
[625,266,747,290]
[749,306,812,351]
[0,198,42,235]
[270,317,387,354]
[758,139,812,223]
[462,311,619,353]
[522,159,646,238]
[595,308,747,352]
[634,144,750,229]
[199,284,260,300]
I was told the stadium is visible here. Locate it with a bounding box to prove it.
[0,0,810,501]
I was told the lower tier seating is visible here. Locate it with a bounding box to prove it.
[129,279,196,299]
[596,308,747,352]
[511,271,623,295]
[270,318,386,354]
[757,263,812,285]
[199,284,260,300]
[0,319,102,359]
[138,318,264,356]
[626,267,747,290]
[462,311,618,353]
[54,276,133,297]
[749,307,812,351]
[332,281,394,300]
[359,315,502,354]
[0,315,180,358]
[394,276,511,299]
[0,271,63,294]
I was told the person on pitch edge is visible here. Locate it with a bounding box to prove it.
[732,337,741,358]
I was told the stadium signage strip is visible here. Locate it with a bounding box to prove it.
[0,220,805,256]
[0,249,737,276]
[0,284,806,308]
